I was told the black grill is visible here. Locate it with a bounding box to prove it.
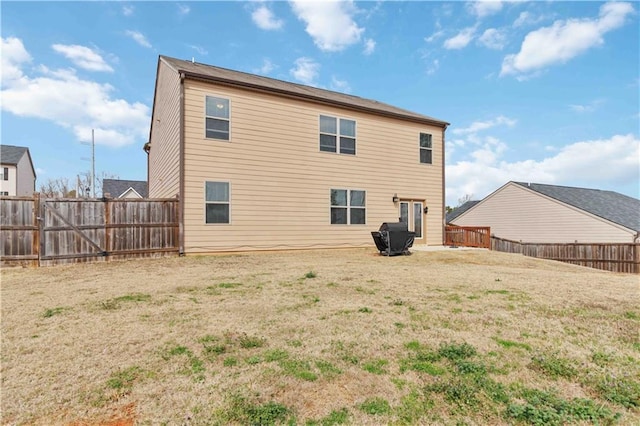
[371,222,415,256]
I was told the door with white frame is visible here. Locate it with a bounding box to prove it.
[399,199,426,244]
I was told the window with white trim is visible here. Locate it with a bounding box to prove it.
[2,167,8,181]
[205,181,230,224]
[205,96,230,140]
[320,115,356,155]
[330,189,366,225]
[420,133,433,164]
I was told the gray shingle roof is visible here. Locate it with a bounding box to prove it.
[160,56,449,128]
[1,145,29,165]
[514,182,640,232]
[103,179,148,198]
[446,200,481,223]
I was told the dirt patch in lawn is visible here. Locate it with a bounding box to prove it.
[1,248,638,425]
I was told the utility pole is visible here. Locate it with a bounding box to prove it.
[91,129,95,198]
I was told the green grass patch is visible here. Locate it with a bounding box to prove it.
[529,352,578,379]
[307,408,349,425]
[362,359,388,375]
[493,337,531,351]
[100,293,151,310]
[315,360,342,378]
[303,271,317,279]
[219,393,293,425]
[358,307,372,313]
[595,374,640,408]
[507,387,620,425]
[395,389,434,424]
[438,341,477,361]
[223,356,238,367]
[238,333,266,349]
[42,306,66,318]
[359,397,391,415]
[263,348,290,362]
[218,282,243,288]
[279,359,318,381]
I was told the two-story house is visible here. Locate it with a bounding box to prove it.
[0,145,36,197]
[146,56,448,254]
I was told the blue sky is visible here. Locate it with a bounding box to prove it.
[2,0,638,206]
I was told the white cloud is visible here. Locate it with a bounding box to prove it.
[363,38,376,55]
[52,44,113,72]
[252,4,284,30]
[501,1,635,77]
[513,11,546,28]
[443,26,477,50]
[290,0,364,51]
[478,28,507,50]
[452,115,517,135]
[1,37,32,85]
[426,59,440,75]
[189,45,208,56]
[178,4,190,15]
[1,37,150,148]
[125,30,152,48]
[255,58,276,75]
[122,5,134,17]
[290,57,319,86]
[446,134,640,206]
[425,30,444,43]
[330,76,350,93]
[569,99,605,113]
[467,0,503,18]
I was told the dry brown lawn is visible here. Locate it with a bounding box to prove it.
[1,248,639,425]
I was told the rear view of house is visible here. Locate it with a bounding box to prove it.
[146,56,448,253]
[449,181,640,243]
[0,144,36,197]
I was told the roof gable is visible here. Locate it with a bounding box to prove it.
[513,182,640,232]
[103,179,148,198]
[159,55,448,128]
[446,200,481,223]
[1,144,29,165]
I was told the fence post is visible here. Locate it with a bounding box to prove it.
[38,194,46,266]
[32,193,40,267]
[104,196,111,261]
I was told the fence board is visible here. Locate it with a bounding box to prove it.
[491,236,639,274]
[1,195,179,267]
[444,226,491,249]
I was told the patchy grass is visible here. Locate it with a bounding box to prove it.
[1,248,639,424]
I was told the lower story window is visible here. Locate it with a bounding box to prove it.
[205,181,230,224]
[330,189,366,225]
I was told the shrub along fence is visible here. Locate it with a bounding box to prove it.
[1,194,179,267]
[491,236,640,274]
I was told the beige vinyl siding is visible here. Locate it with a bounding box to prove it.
[148,59,181,198]
[452,183,635,243]
[16,154,35,196]
[181,79,443,252]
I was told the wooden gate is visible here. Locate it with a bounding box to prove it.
[1,195,179,266]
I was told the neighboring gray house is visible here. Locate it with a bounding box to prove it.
[103,179,148,199]
[449,181,640,243]
[0,145,36,196]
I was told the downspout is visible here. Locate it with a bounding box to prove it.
[441,124,448,246]
[179,72,186,255]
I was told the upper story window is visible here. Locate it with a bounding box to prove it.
[206,96,230,140]
[330,189,366,225]
[205,181,230,224]
[2,167,8,181]
[320,115,356,155]
[420,133,433,164]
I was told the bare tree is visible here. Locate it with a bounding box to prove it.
[77,171,119,198]
[457,194,474,206]
[38,177,74,198]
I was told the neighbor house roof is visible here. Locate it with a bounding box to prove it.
[159,55,449,128]
[446,200,481,224]
[1,145,29,165]
[513,182,640,232]
[103,179,148,198]
[1,144,36,178]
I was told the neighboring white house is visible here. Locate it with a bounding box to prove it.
[448,181,640,243]
[102,179,148,199]
[0,145,36,196]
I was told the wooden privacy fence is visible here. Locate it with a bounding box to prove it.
[444,226,491,249]
[491,236,640,274]
[1,195,179,267]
